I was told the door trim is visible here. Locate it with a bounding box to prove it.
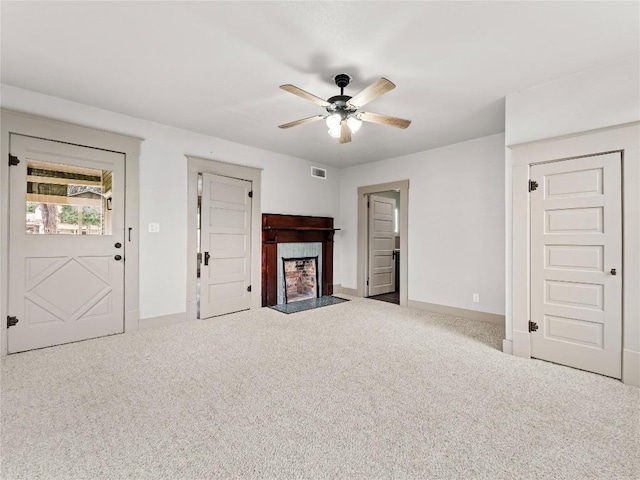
[508,123,640,386]
[186,156,262,321]
[357,180,409,307]
[0,109,141,356]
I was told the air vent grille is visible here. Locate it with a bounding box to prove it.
[311,166,327,179]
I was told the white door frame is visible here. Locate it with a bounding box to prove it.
[357,180,409,307]
[507,122,640,386]
[186,155,262,321]
[0,109,142,357]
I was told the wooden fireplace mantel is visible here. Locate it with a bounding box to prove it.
[261,214,338,306]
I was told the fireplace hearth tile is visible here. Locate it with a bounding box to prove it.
[269,295,349,314]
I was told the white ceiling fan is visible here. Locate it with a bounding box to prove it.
[278,74,411,144]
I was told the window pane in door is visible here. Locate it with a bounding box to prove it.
[25,160,113,235]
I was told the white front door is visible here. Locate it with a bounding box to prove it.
[8,135,125,353]
[530,153,622,378]
[368,194,396,296]
[200,173,252,318]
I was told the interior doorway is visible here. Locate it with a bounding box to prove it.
[7,135,126,353]
[197,172,253,319]
[186,156,262,321]
[508,123,639,386]
[529,153,622,378]
[367,192,400,305]
[1,110,141,357]
[357,180,409,307]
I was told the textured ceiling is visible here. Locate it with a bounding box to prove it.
[1,1,638,167]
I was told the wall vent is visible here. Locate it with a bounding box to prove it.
[311,166,327,179]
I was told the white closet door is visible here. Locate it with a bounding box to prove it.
[200,173,252,318]
[530,153,622,378]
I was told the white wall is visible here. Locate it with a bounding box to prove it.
[340,133,505,315]
[0,85,341,321]
[506,55,640,145]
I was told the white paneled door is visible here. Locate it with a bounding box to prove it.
[530,153,622,378]
[8,135,125,353]
[368,194,396,296]
[200,173,252,319]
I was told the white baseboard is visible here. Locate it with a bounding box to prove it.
[407,299,505,325]
[333,284,359,296]
[502,339,513,355]
[138,312,187,331]
[623,349,640,387]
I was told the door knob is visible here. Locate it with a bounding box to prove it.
[114,255,122,261]
[114,242,122,248]
[610,268,617,276]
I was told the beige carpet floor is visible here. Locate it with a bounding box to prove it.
[1,296,638,479]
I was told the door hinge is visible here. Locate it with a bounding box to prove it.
[248,191,253,198]
[529,321,538,332]
[8,154,20,166]
[366,278,369,286]
[528,179,539,192]
[367,201,370,208]
[247,285,252,292]
[7,316,19,328]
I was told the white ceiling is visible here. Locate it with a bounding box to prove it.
[1,1,638,168]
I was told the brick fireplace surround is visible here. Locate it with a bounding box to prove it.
[261,214,338,307]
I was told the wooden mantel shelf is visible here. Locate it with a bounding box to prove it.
[261,214,336,307]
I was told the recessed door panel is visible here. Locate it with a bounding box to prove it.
[209,281,246,301]
[209,181,248,205]
[209,207,246,229]
[546,207,603,233]
[210,257,246,276]
[545,280,603,310]
[546,245,603,271]
[373,255,392,268]
[209,233,247,252]
[545,315,604,348]
[544,168,603,198]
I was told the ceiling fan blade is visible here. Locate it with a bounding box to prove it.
[280,84,330,107]
[359,111,411,129]
[347,78,396,108]
[278,115,325,129]
[339,121,352,144]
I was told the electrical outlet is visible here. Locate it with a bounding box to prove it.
[473,293,480,303]
[148,223,160,233]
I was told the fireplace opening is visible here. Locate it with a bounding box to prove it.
[283,256,319,303]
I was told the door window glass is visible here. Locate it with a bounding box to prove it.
[25,160,113,235]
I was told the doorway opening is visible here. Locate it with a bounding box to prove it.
[357,180,409,307]
[367,191,400,305]
[186,156,262,322]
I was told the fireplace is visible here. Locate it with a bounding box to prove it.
[262,214,338,307]
[283,256,319,303]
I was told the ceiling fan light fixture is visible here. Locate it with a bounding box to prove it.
[347,116,362,134]
[328,125,341,138]
[325,113,342,130]
[280,74,410,144]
